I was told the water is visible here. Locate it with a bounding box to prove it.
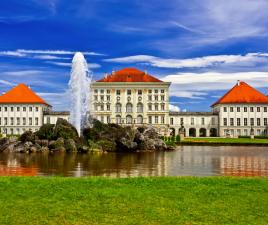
[69,52,91,136]
[0,146,268,177]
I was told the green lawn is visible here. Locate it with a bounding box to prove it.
[183,137,268,144]
[0,177,267,225]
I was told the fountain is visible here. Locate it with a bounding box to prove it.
[69,52,92,136]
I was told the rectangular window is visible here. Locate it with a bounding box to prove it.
[35,107,39,112]
[148,104,152,111]
[100,95,104,101]
[264,118,268,126]
[107,90,110,94]
[257,118,261,126]
[250,118,254,126]
[237,107,240,112]
[4,107,7,112]
[29,107,32,112]
[244,107,247,112]
[23,117,26,125]
[100,89,104,94]
[230,107,234,112]
[138,90,142,95]
[161,104,165,111]
[127,90,131,95]
[94,89,98,94]
[17,117,20,125]
[148,89,152,94]
[191,118,194,125]
[116,90,120,95]
[17,107,20,111]
[94,95,98,101]
[100,116,104,123]
[149,116,152,124]
[161,95,165,101]
[107,104,110,111]
[224,107,227,112]
[11,107,14,112]
[223,118,227,126]
[155,116,158,124]
[4,117,7,125]
[107,116,111,124]
[10,117,14,125]
[23,107,26,112]
[161,116,165,124]
[237,118,241,126]
[154,95,158,101]
[161,89,165,93]
[264,107,267,112]
[101,105,104,111]
[154,89,158,94]
[250,107,254,112]
[170,118,174,125]
[29,118,32,125]
[257,107,260,112]
[244,118,248,126]
[180,118,184,125]
[148,95,152,101]
[155,104,158,111]
[35,118,38,126]
[230,118,234,126]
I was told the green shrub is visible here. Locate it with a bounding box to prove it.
[35,124,55,140]
[96,140,116,152]
[254,135,268,139]
[175,135,180,143]
[19,131,36,143]
[238,136,251,139]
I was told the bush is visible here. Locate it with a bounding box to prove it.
[238,136,250,139]
[19,131,36,143]
[175,135,180,143]
[35,124,55,140]
[254,135,268,139]
[96,140,116,152]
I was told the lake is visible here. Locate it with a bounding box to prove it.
[0,146,268,177]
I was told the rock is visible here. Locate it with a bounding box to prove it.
[64,139,77,152]
[49,137,64,150]
[19,131,36,143]
[0,138,11,152]
[36,139,49,147]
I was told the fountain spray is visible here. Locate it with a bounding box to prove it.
[69,52,92,136]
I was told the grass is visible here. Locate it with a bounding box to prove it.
[0,177,267,225]
[182,137,268,145]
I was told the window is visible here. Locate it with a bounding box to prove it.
[127,90,131,95]
[155,116,158,124]
[116,90,120,95]
[0,107,1,111]
[137,115,143,124]
[148,95,152,101]
[126,103,133,113]
[148,104,152,111]
[244,118,248,126]
[161,116,165,124]
[264,118,267,126]
[11,107,14,112]
[244,107,247,112]
[237,118,241,126]
[29,107,32,112]
[170,118,174,125]
[264,107,267,112]
[94,95,98,101]
[4,117,7,125]
[35,118,38,126]
[23,107,26,112]
[100,104,104,111]
[148,116,152,124]
[4,107,7,112]
[161,89,165,93]
[137,103,143,113]
[107,90,110,94]
[17,117,20,125]
[224,107,227,112]
[161,95,165,101]
[94,89,98,94]
[100,116,104,123]
[250,107,254,112]
[154,89,158,94]
[201,118,205,125]
[35,107,39,112]
[11,117,14,125]
[107,116,111,124]
[250,118,254,126]
[154,95,158,101]
[107,104,110,111]
[116,115,121,124]
[161,104,165,111]
[100,95,104,101]
[126,115,132,124]
[230,107,234,112]
[257,118,261,126]
[17,107,20,112]
[180,118,184,125]
[230,118,234,126]
[223,118,227,126]
[191,118,194,125]
[155,104,158,111]
[115,103,121,113]
[148,89,152,94]
[100,89,104,94]
[138,90,142,95]
[237,107,240,112]
[257,107,260,112]
[23,117,26,125]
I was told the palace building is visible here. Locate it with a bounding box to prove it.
[0,68,268,137]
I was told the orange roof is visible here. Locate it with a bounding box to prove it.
[212,81,268,106]
[0,83,50,106]
[97,68,163,82]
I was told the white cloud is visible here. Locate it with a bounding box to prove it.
[33,55,71,60]
[3,70,43,76]
[104,52,268,69]
[0,51,26,57]
[169,104,180,112]
[16,49,104,56]
[46,61,101,69]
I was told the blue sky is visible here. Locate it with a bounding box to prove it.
[1,0,268,111]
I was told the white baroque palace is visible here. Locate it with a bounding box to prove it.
[1,68,268,137]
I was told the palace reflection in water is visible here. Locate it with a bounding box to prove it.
[0,146,268,177]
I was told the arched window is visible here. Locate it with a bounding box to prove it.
[137,103,143,113]
[115,103,121,113]
[126,103,133,113]
[137,115,143,124]
[126,115,133,124]
[116,115,121,124]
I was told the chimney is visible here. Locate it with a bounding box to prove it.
[144,70,148,75]
[237,80,240,86]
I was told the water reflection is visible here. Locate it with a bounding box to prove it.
[0,146,267,177]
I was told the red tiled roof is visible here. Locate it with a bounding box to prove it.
[212,81,268,106]
[0,83,50,106]
[97,68,162,82]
